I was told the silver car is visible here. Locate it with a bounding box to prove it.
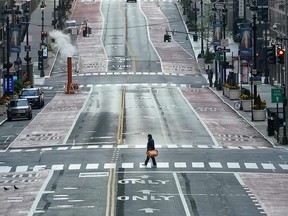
[7,99,32,121]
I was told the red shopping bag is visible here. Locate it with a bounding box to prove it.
[146,149,158,158]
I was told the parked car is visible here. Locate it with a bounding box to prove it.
[127,0,137,2]
[20,88,44,109]
[7,99,32,121]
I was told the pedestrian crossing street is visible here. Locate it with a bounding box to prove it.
[0,144,274,153]
[0,161,287,173]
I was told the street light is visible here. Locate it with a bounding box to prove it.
[40,1,46,78]
[222,4,228,84]
[200,0,204,55]
[23,2,31,82]
[250,1,259,122]
[212,5,218,89]
[3,4,13,96]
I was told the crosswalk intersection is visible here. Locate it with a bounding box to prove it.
[1,162,287,173]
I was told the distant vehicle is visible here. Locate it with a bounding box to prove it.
[7,99,32,121]
[20,88,44,109]
[65,20,79,35]
[127,0,137,2]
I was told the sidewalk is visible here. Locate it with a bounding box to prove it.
[188,19,280,147]
[0,0,59,125]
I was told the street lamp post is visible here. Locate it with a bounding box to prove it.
[200,0,204,55]
[250,1,259,115]
[212,5,218,89]
[222,4,228,84]
[24,3,31,82]
[3,5,12,96]
[40,1,46,78]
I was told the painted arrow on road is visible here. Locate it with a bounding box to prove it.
[138,208,160,213]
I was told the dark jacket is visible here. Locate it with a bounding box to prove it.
[147,137,155,151]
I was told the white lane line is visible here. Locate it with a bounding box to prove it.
[28,170,54,216]
[86,164,99,170]
[261,163,275,169]
[173,172,191,216]
[33,165,46,172]
[51,165,64,170]
[15,166,29,172]
[234,173,245,186]
[192,162,204,168]
[104,163,116,169]
[209,162,222,168]
[157,162,169,168]
[174,162,187,168]
[57,147,68,150]
[117,145,128,148]
[279,164,288,170]
[0,166,12,173]
[68,164,81,170]
[71,146,83,150]
[227,162,241,169]
[244,163,258,169]
[122,163,134,169]
[167,144,178,148]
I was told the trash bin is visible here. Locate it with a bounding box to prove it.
[267,117,274,136]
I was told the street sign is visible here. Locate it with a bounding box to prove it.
[216,52,224,61]
[222,49,230,52]
[221,39,229,47]
[250,76,262,85]
[271,88,284,103]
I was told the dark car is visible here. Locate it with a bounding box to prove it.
[20,88,44,108]
[7,99,32,121]
[127,0,137,2]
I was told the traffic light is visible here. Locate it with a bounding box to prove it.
[88,27,92,34]
[41,31,47,41]
[267,45,276,64]
[38,50,43,70]
[163,34,171,42]
[82,27,87,37]
[277,49,285,64]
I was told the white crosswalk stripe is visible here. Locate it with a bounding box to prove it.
[15,166,28,172]
[244,163,258,169]
[2,161,288,173]
[209,162,222,168]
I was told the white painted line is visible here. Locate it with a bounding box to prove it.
[241,146,255,149]
[33,165,46,172]
[28,170,54,216]
[192,162,204,168]
[51,165,64,170]
[0,166,11,173]
[71,146,83,150]
[102,145,113,148]
[68,164,81,170]
[174,162,187,168]
[139,163,151,168]
[227,163,240,169]
[25,149,37,152]
[87,84,93,88]
[209,162,222,168]
[86,164,99,170]
[234,173,245,186]
[57,147,68,150]
[15,166,28,172]
[244,163,258,169]
[173,173,191,216]
[197,145,209,149]
[181,145,193,148]
[122,163,134,168]
[87,145,99,149]
[279,164,288,170]
[104,163,116,169]
[261,163,275,169]
[226,146,240,149]
[10,149,22,152]
[41,148,53,151]
[117,145,128,148]
[157,162,169,168]
[167,144,178,148]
